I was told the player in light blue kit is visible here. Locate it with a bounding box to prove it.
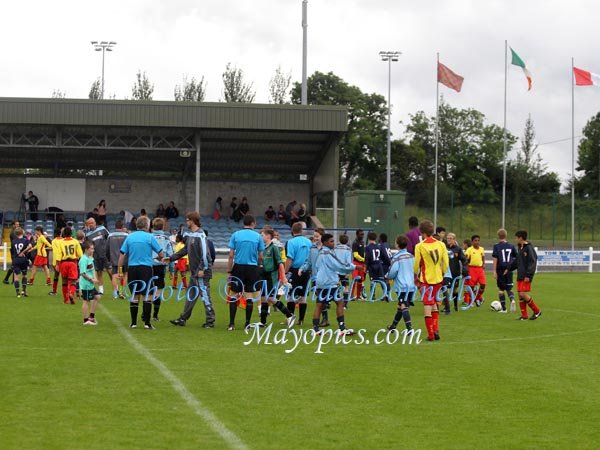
[385,235,414,332]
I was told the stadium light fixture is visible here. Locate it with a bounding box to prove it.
[91,41,117,99]
[379,50,401,191]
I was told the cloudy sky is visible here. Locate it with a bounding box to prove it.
[1,0,599,188]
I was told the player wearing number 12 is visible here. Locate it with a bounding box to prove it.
[57,227,83,304]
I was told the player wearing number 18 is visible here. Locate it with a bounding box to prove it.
[57,227,83,304]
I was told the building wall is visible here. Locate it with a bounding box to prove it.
[0,177,26,211]
[0,177,309,218]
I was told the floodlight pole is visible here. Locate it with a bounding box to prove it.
[91,41,117,99]
[379,51,401,191]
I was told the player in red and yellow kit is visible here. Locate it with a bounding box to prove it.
[29,226,52,286]
[464,234,486,306]
[49,228,63,296]
[57,227,83,304]
[414,220,449,341]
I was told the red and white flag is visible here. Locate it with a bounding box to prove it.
[573,67,600,86]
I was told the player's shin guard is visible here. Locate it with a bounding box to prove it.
[142,301,152,325]
[321,303,329,322]
[402,308,412,330]
[130,302,139,325]
[299,303,308,322]
[432,310,439,332]
[274,300,291,317]
[424,315,434,339]
[312,317,320,332]
[245,301,253,325]
[153,298,161,317]
[229,301,237,325]
[526,298,540,313]
[62,284,69,302]
[14,279,20,295]
[336,315,346,331]
[519,301,527,318]
[260,303,269,324]
[287,301,295,315]
[499,292,506,310]
[392,309,403,328]
[172,274,178,288]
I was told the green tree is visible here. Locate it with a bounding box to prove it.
[268,66,291,104]
[575,112,600,199]
[89,78,101,100]
[291,71,387,192]
[510,116,560,205]
[174,75,206,102]
[405,100,513,205]
[131,71,154,100]
[52,89,66,98]
[222,63,255,103]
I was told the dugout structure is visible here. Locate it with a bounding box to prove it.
[0,97,347,214]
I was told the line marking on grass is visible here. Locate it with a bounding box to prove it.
[100,305,249,450]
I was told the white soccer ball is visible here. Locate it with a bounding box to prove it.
[490,300,503,312]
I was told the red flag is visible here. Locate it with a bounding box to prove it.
[574,67,600,86]
[437,62,464,92]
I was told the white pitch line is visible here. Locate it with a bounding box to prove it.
[100,304,249,450]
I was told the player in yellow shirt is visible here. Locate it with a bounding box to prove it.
[57,227,83,304]
[414,220,448,341]
[48,228,63,296]
[464,234,486,307]
[28,226,52,286]
[172,234,188,288]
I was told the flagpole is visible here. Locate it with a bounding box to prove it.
[434,52,439,230]
[502,40,508,229]
[571,57,575,251]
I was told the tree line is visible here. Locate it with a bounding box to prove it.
[54,68,599,201]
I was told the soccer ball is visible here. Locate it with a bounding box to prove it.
[490,300,503,312]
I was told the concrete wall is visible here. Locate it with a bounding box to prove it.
[0,177,26,211]
[1,176,310,218]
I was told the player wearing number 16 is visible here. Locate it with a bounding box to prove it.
[57,227,83,304]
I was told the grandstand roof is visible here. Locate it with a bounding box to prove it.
[0,97,347,179]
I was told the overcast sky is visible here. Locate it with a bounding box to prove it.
[1,0,599,188]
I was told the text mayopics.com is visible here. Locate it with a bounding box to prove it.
[242,323,422,354]
[124,274,483,307]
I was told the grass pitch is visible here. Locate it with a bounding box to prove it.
[1,272,599,450]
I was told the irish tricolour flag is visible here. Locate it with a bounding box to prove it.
[573,67,600,86]
[510,47,532,91]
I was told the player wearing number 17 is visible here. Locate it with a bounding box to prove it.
[57,227,83,304]
[414,220,449,341]
[492,228,516,313]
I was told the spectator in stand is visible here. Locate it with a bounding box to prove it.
[284,200,297,226]
[165,201,179,220]
[156,203,166,218]
[26,191,39,220]
[213,197,223,220]
[264,205,276,222]
[86,208,100,222]
[229,197,238,222]
[96,200,107,225]
[236,197,250,221]
[119,210,134,228]
[277,204,286,222]
[139,208,148,218]
[129,216,137,232]
[296,203,307,224]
